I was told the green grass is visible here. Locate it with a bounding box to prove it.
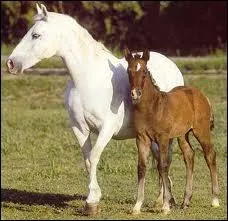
[1,72,227,220]
[171,56,227,73]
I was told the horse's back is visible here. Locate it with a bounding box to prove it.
[147,52,184,91]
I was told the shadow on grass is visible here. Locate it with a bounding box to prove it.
[1,188,87,208]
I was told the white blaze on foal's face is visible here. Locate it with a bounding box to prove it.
[136,63,141,72]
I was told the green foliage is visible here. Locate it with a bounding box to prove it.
[1,1,36,44]
[1,1,226,55]
[1,72,226,219]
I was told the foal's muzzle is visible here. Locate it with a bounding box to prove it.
[131,88,142,104]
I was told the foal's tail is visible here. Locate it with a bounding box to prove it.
[206,96,214,131]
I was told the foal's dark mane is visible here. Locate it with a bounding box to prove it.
[147,70,160,91]
[132,53,161,92]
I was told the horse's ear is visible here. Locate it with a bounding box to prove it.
[124,48,133,62]
[36,3,42,14]
[41,4,48,18]
[142,49,150,62]
[33,4,48,22]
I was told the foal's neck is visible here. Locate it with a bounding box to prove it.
[138,75,165,110]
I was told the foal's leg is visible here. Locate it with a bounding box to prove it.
[193,128,219,207]
[157,136,172,214]
[132,135,151,214]
[152,139,175,207]
[177,133,195,209]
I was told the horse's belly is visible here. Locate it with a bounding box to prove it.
[83,109,103,133]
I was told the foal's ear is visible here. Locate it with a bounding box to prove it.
[124,48,133,62]
[142,49,150,62]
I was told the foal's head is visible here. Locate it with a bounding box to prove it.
[124,48,150,104]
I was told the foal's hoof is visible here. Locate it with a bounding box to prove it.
[83,202,101,216]
[212,198,220,208]
[169,197,177,208]
[162,204,171,215]
[162,208,171,215]
[132,209,141,215]
[181,203,189,210]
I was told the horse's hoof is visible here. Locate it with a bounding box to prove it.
[82,202,101,216]
[212,198,220,208]
[132,209,141,215]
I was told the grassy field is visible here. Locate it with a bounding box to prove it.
[1,71,227,219]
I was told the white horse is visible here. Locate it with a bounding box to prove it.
[6,4,184,215]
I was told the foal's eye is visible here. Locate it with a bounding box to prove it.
[32,33,41,39]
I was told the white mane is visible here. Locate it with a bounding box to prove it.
[45,12,111,56]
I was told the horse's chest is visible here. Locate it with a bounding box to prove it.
[66,84,105,132]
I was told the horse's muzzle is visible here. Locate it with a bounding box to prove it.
[6,58,22,74]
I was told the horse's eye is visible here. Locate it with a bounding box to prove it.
[32,33,41,39]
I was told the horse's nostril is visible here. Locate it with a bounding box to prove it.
[131,91,134,97]
[6,59,14,70]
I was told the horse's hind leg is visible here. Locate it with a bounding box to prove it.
[132,136,151,215]
[157,136,173,214]
[193,128,219,207]
[177,133,195,209]
[152,139,175,207]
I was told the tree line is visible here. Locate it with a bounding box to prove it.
[1,1,227,56]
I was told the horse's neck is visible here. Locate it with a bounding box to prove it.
[59,24,119,85]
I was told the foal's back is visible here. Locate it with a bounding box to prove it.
[163,85,212,138]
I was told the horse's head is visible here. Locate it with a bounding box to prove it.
[124,48,150,104]
[7,4,61,74]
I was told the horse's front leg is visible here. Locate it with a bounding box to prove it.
[71,126,91,172]
[84,122,117,215]
[65,82,92,172]
[132,135,151,215]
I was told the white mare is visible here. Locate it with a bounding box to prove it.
[7,4,184,214]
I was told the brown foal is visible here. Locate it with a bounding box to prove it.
[124,48,219,214]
